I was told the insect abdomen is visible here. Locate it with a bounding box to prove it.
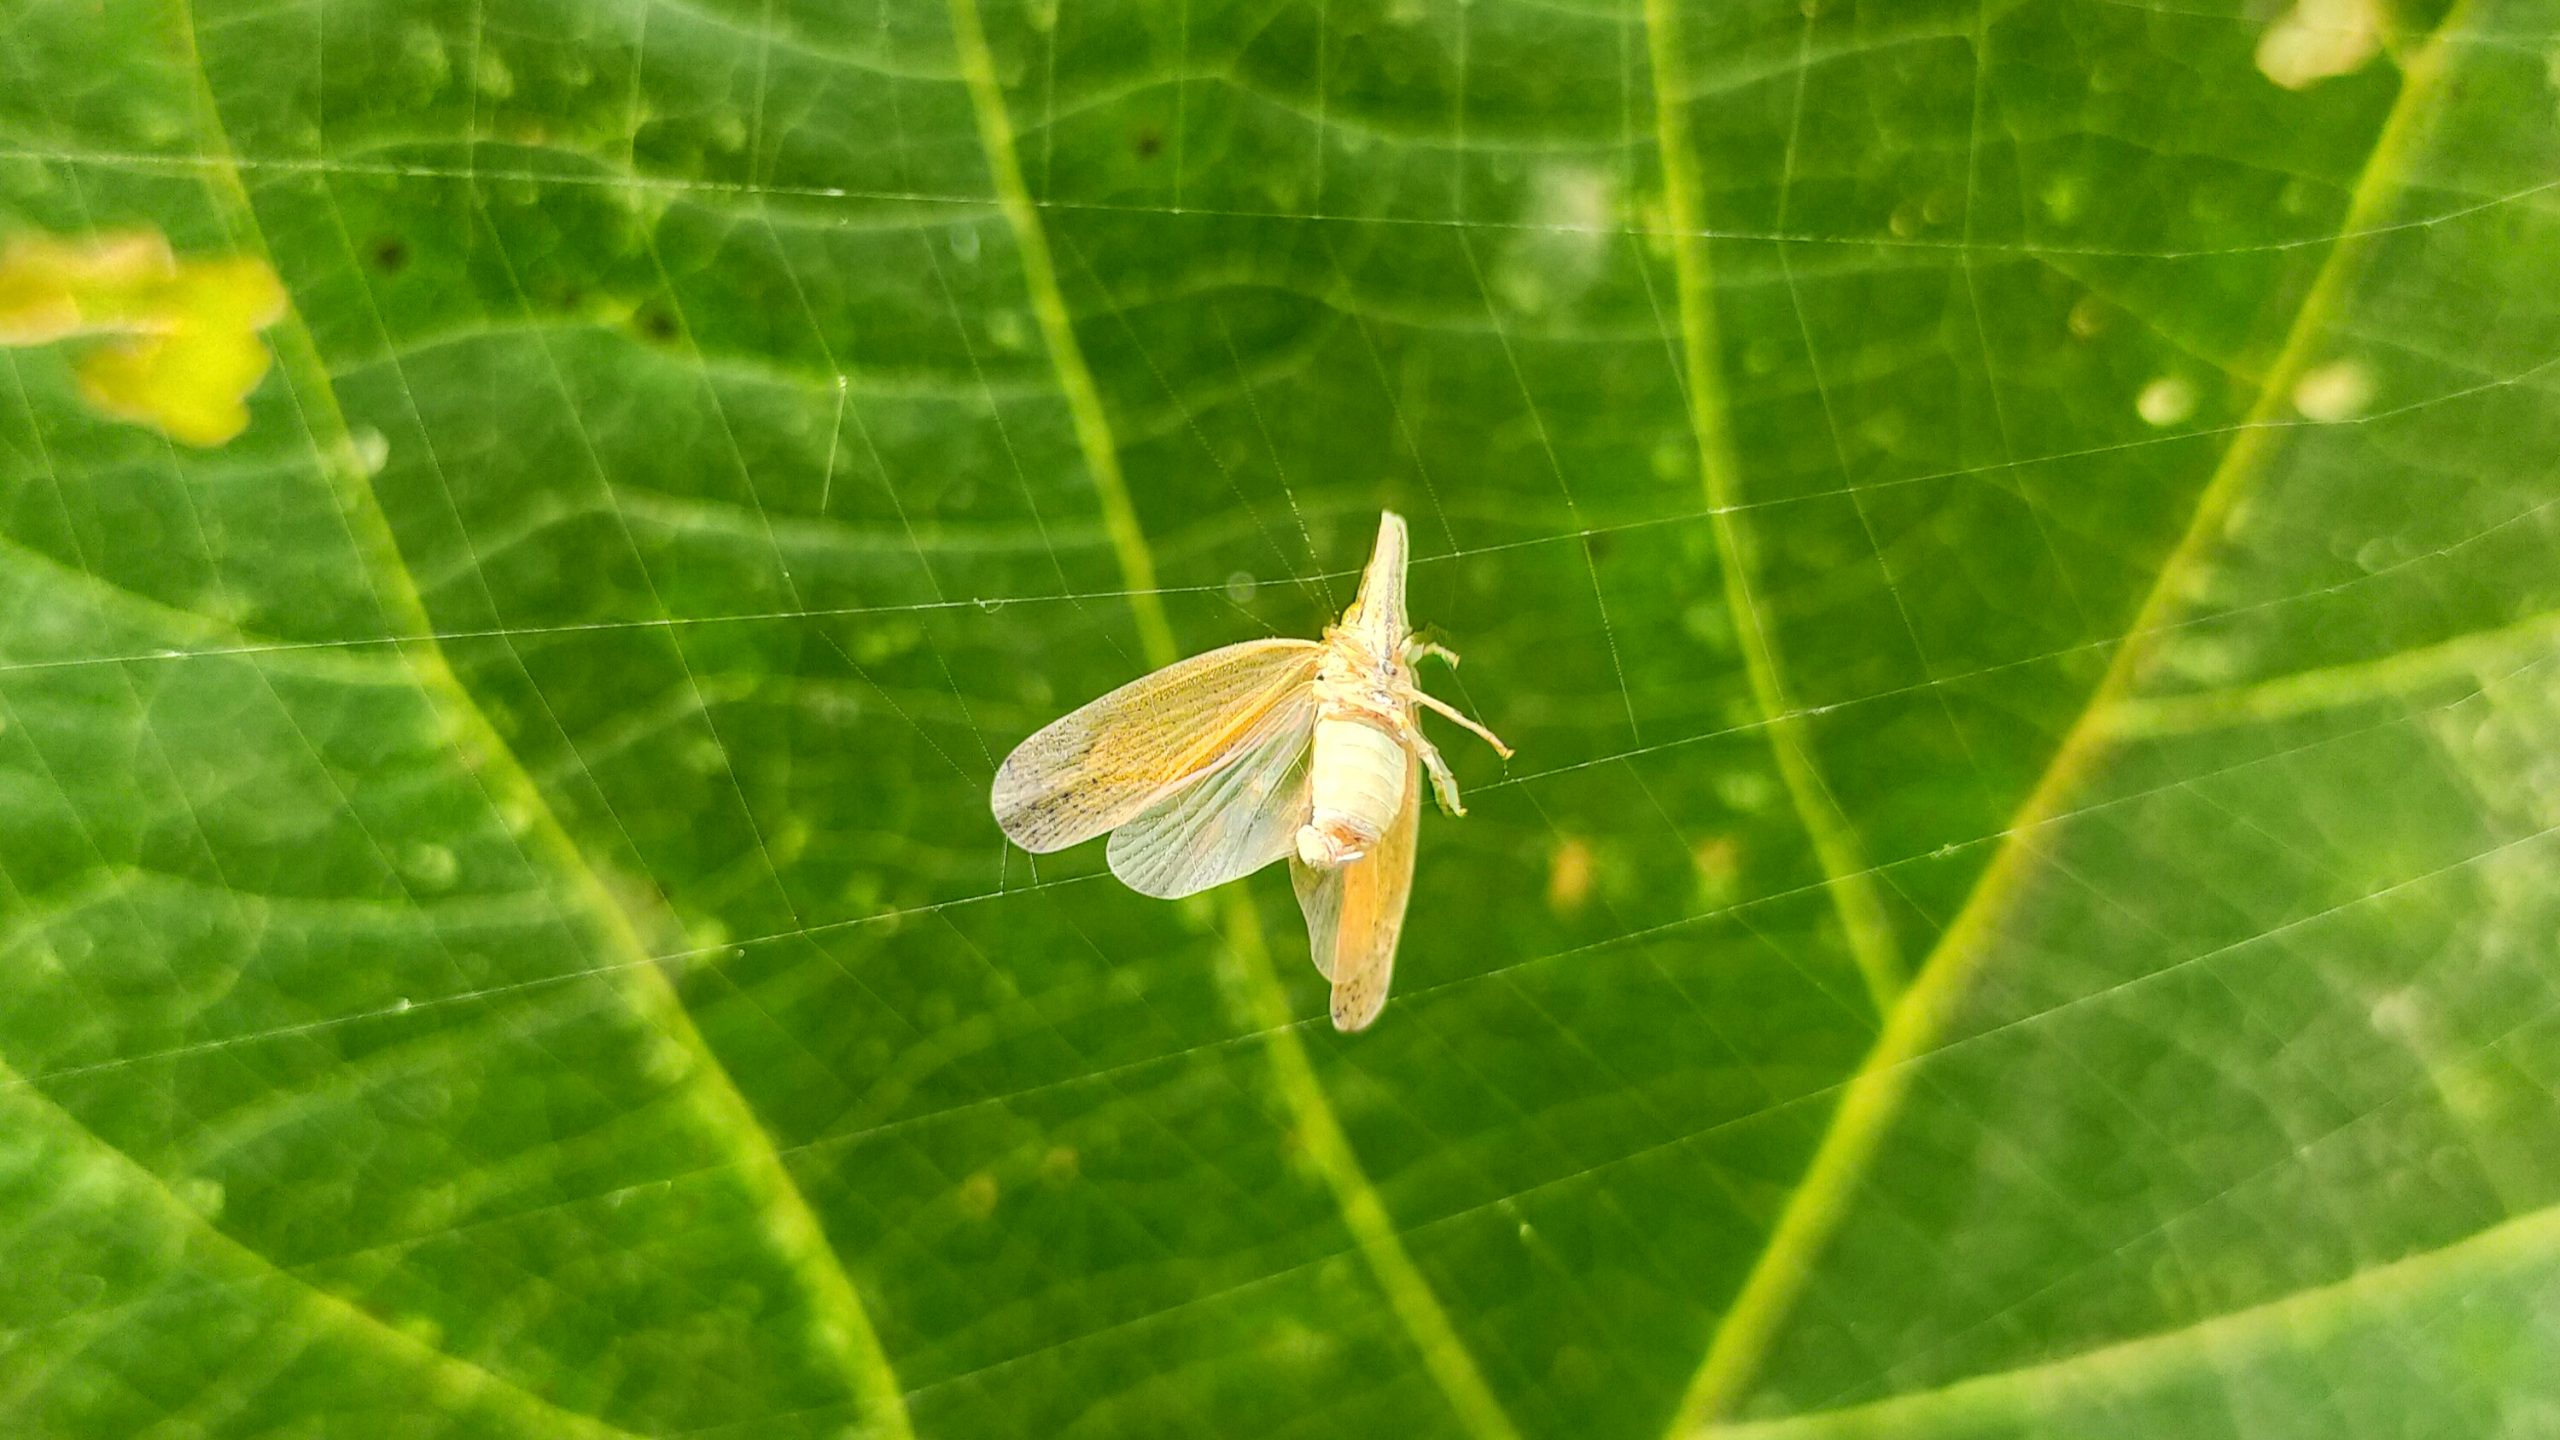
[1297,715,1407,866]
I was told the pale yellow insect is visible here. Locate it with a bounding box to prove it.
[990,511,1511,1031]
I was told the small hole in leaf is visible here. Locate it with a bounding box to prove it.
[371,237,410,273]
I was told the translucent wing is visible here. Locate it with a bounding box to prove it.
[992,638,1322,854]
[1107,688,1316,899]
[1290,749,1421,1032]
[1293,858,1343,985]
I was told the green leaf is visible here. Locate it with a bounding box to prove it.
[4,0,2557,1435]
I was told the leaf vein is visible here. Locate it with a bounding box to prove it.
[1644,0,1908,1015]
[1659,7,2485,1432]
[0,1061,655,1440]
[1712,1198,2560,1439]
[944,3,1523,1435]
[165,5,917,1434]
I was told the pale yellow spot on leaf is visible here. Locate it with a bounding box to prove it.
[2136,376,2198,428]
[1693,837,1741,908]
[1546,836,1595,916]
[2293,358,2375,421]
[2257,0,2382,90]
[0,229,287,445]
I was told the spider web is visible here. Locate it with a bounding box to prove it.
[4,0,2560,1437]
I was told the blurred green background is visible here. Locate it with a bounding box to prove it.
[5,0,2560,1434]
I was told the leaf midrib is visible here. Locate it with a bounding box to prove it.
[0,1062,654,1440]
[1713,1195,2560,1439]
[942,2,1524,1436]
[1643,0,1909,1019]
[1659,4,2481,1432]
[139,4,919,1435]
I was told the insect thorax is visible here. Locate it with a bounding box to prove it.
[1313,624,1409,727]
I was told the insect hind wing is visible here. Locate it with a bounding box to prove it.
[991,639,1321,853]
[1290,855,1345,983]
[1106,690,1315,898]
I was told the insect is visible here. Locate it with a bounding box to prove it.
[990,511,1511,1031]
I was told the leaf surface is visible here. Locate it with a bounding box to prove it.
[4,0,2558,1435]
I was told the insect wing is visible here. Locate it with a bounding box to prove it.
[991,638,1322,854]
[1106,686,1316,898]
[1290,749,1420,1032]
[1292,852,1344,984]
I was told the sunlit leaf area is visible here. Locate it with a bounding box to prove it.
[4,0,2558,1434]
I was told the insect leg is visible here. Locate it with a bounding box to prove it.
[1410,687,1513,758]
[1404,639,1461,669]
[1412,732,1466,815]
